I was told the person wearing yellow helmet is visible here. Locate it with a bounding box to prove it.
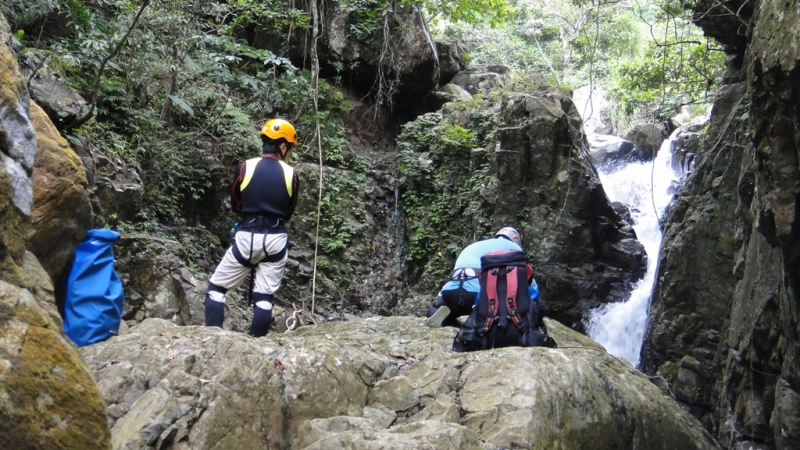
[204,118,300,337]
[259,118,297,162]
[425,226,540,328]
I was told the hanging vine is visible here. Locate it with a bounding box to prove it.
[307,0,325,323]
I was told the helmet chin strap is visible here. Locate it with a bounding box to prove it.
[276,143,292,162]
[280,147,292,162]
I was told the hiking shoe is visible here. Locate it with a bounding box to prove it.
[424,305,451,328]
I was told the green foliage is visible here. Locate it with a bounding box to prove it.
[340,0,515,41]
[434,0,724,126]
[40,0,323,229]
[212,0,308,34]
[343,0,392,39]
[397,111,498,291]
[319,174,360,254]
[435,0,646,88]
[15,0,358,288]
[610,35,724,118]
[295,164,365,287]
[411,0,514,27]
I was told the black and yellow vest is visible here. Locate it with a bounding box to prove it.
[238,156,294,219]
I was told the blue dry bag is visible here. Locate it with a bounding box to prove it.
[62,228,124,347]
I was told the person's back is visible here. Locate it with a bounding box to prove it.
[425,227,524,327]
[442,237,522,293]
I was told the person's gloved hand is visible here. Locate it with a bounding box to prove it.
[528,280,540,303]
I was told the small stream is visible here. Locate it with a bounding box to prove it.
[585,130,683,367]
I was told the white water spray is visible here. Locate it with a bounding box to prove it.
[585,130,682,366]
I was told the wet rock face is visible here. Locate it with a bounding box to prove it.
[737,1,800,447]
[642,0,800,447]
[641,82,750,435]
[272,2,438,98]
[81,317,720,450]
[493,94,646,327]
[690,0,754,55]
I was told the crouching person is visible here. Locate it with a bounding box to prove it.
[452,246,554,352]
[205,118,300,337]
[425,227,525,327]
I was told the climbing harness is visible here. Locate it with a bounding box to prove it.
[230,216,288,270]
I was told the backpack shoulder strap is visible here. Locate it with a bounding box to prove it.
[504,265,525,329]
[484,268,500,330]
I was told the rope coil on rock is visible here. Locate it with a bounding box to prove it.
[285,303,319,332]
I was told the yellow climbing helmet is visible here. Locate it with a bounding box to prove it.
[260,118,298,145]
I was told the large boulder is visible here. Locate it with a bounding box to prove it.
[0,256,111,450]
[427,83,472,110]
[272,2,438,99]
[19,49,88,130]
[396,87,644,328]
[80,317,720,450]
[624,123,667,161]
[450,65,512,96]
[494,93,646,326]
[434,39,470,85]
[0,13,112,449]
[28,100,92,283]
[586,134,636,169]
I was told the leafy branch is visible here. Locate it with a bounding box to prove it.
[67,0,151,130]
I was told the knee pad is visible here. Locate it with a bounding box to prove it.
[206,283,228,303]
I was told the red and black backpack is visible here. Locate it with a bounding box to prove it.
[453,249,555,352]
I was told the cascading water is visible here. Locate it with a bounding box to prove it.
[585,130,683,366]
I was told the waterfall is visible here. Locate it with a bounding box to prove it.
[585,130,682,367]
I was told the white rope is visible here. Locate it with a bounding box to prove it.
[285,307,302,332]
